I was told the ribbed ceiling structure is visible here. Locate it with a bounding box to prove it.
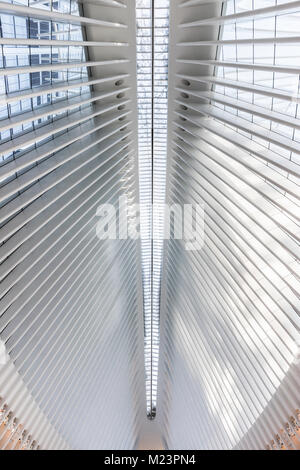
[0,0,146,450]
[158,0,300,450]
[0,0,299,450]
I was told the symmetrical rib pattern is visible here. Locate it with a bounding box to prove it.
[0,0,145,450]
[0,0,299,451]
[158,0,300,450]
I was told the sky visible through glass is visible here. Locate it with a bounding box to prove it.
[136,0,169,419]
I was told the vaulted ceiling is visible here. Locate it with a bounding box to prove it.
[0,0,299,450]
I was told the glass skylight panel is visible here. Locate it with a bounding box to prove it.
[0,0,89,180]
[215,0,300,171]
[136,0,169,419]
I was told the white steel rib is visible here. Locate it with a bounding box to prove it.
[0,0,145,450]
[158,0,300,451]
[0,0,299,452]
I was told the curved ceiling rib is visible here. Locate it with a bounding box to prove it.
[0,0,145,450]
[158,0,300,450]
[0,0,299,451]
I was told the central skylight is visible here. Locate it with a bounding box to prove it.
[136,0,169,419]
